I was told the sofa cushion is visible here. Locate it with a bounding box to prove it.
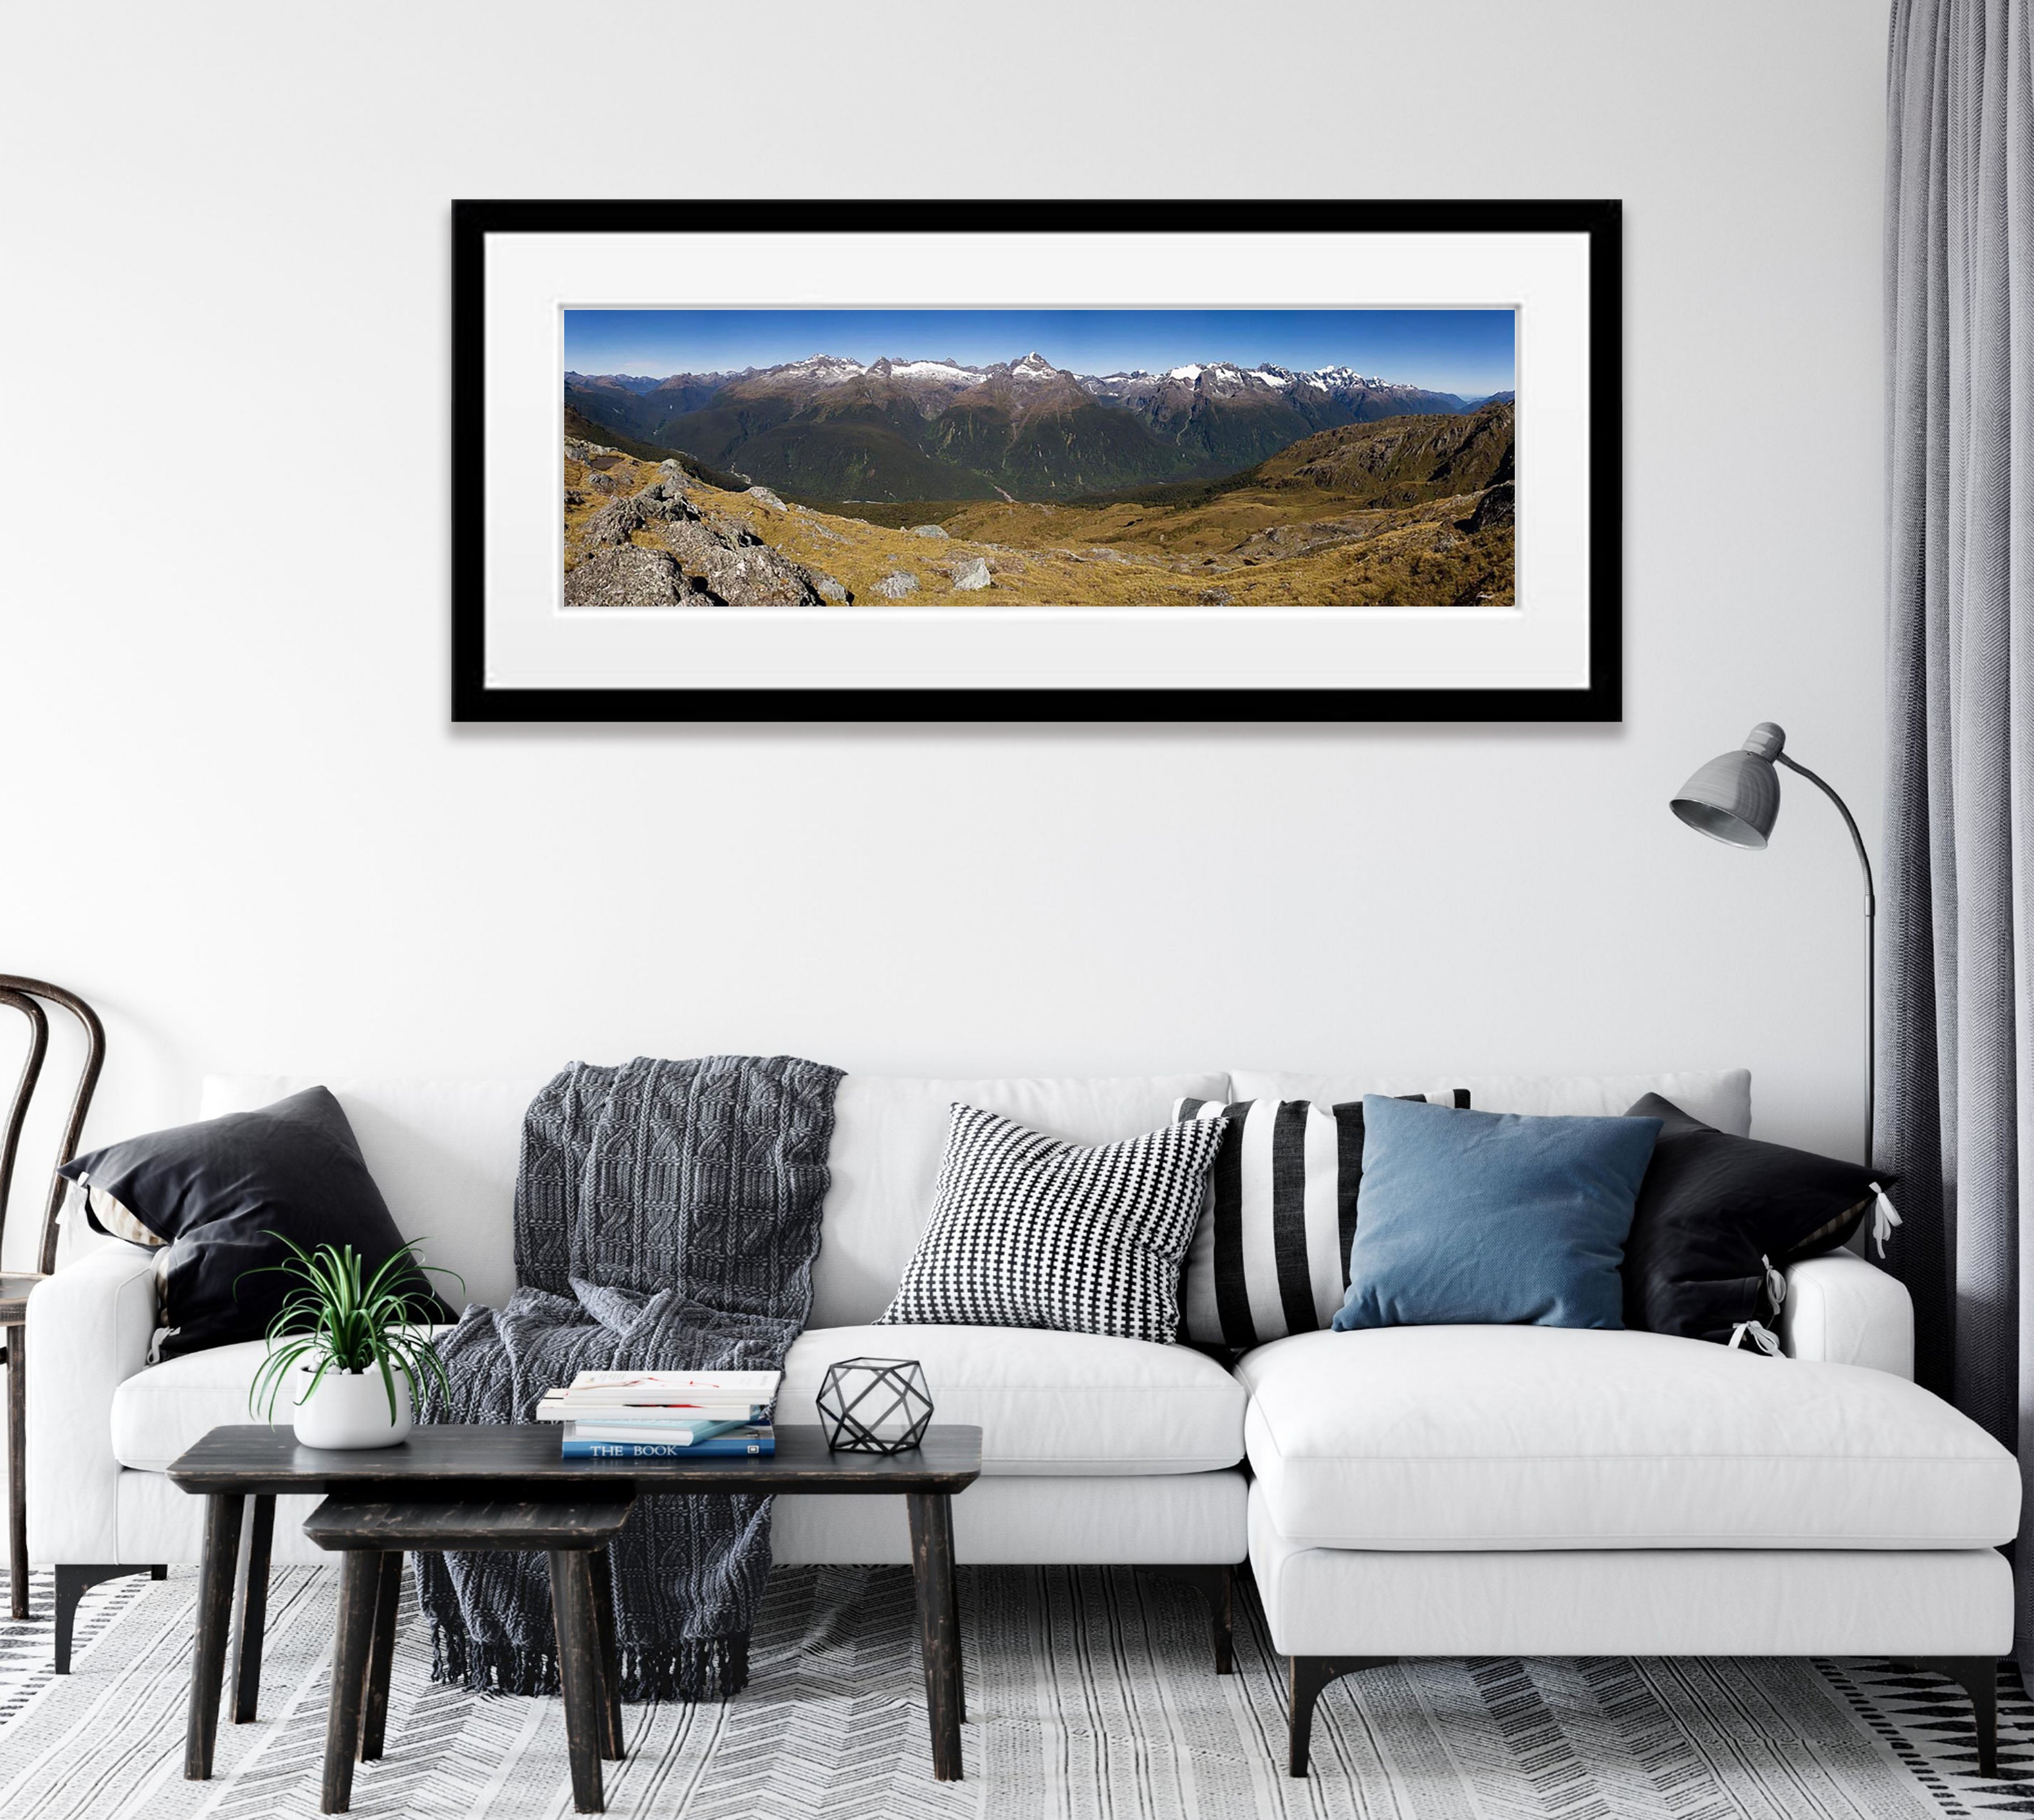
[1622,1092,1888,1345]
[112,1321,1248,1478]
[203,1075,543,1310]
[1333,1097,1661,1332]
[1239,1326,2020,1549]
[1172,1091,1467,1350]
[780,1325,1246,1475]
[112,1338,279,1471]
[65,1087,453,1360]
[875,1105,1224,1342]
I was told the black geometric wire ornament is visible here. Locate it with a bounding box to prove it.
[816,1356,934,1455]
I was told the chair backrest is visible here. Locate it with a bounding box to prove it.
[0,977,105,1276]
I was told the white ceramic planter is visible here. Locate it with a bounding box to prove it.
[290,1361,414,1450]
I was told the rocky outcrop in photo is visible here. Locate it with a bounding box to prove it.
[565,458,824,607]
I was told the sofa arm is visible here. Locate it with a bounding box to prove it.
[25,1241,158,1563]
[1779,1249,1914,1378]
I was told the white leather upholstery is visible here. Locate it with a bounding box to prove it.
[774,1471,1248,1566]
[780,1325,1245,1475]
[52,1055,1984,1667]
[26,1241,158,1562]
[81,1071,1243,1572]
[1781,1248,1916,1377]
[1239,1325,2020,1550]
[1229,1069,1752,1135]
[109,1336,466,1474]
[110,1339,272,1472]
[1248,1485,2014,1657]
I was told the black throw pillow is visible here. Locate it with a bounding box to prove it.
[1620,1092,1893,1348]
[59,1087,452,1359]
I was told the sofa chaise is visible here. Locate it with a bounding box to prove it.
[25,1066,2017,1774]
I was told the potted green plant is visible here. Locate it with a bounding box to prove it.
[244,1237,462,1450]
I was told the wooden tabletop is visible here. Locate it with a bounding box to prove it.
[167,1422,983,1497]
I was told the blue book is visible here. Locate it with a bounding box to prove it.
[560,1435,775,1459]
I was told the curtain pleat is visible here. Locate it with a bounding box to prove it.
[1883,0,2034,1659]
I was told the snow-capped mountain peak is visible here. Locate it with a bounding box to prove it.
[882,357,990,386]
[785,353,867,383]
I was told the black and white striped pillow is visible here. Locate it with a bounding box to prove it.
[877,1103,1229,1343]
[1173,1091,1470,1349]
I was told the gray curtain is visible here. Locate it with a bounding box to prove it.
[1882,0,2034,1655]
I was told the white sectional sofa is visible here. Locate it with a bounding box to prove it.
[24,1065,2017,1776]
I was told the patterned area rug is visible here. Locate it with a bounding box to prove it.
[0,1563,2028,1819]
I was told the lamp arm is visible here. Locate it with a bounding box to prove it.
[1774,752,1877,1170]
[1774,753,1875,906]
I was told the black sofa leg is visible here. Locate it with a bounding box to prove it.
[1904,1657,2000,1778]
[1288,1655,1397,1777]
[1135,1564,1236,1674]
[54,1564,162,1672]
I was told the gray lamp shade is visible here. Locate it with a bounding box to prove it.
[1671,722,1785,849]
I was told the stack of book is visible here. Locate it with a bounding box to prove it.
[537,1369,780,1458]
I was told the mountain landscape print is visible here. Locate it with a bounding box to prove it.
[561,308,1516,609]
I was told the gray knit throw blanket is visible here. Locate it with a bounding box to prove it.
[415,1054,841,1702]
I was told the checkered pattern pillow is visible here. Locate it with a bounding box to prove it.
[876,1102,1229,1342]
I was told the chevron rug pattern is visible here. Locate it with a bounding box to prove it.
[0,1563,2028,1818]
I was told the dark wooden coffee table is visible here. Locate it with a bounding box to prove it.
[167,1423,983,1797]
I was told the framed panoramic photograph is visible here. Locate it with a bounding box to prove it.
[451,199,1620,723]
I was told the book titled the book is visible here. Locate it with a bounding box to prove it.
[560,1434,775,1459]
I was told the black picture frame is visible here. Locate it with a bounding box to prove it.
[452,199,1621,724]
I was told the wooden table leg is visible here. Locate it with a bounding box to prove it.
[230,1494,276,1722]
[320,1551,381,1813]
[359,1552,403,1762]
[945,1520,963,1726]
[906,1491,963,1781]
[7,1324,27,1620]
[548,1550,606,1814]
[185,1492,244,1779]
[588,1544,625,1760]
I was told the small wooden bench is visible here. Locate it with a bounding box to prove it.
[301,1495,633,1815]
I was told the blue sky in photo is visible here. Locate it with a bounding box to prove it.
[563,308,1517,395]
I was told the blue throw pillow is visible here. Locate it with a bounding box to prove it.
[1331,1096,1663,1332]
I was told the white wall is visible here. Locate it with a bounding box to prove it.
[0,1,1890,1267]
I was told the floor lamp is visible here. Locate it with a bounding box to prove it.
[1669,721,1877,1169]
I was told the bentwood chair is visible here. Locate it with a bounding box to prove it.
[0,976,104,1620]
